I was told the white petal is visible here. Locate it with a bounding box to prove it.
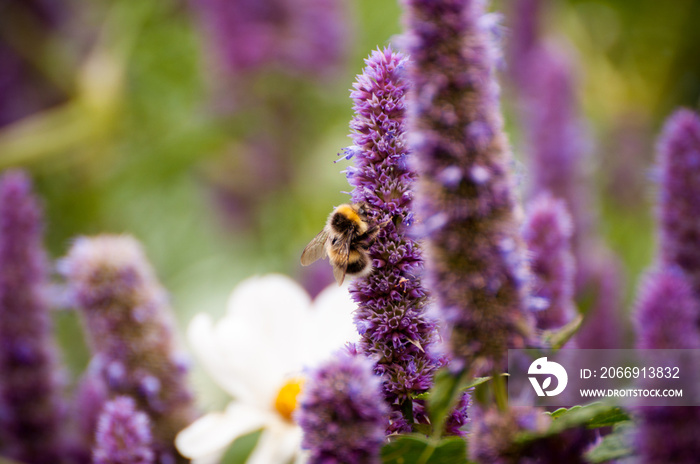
[224,274,316,377]
[175,402,266,459]
[245,420,302,464]
[187,314,254,402]
[305,283,359,366]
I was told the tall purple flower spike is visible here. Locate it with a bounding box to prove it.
[0,170,65,463]
[93,396,155,464]
[298,351,388,464]
[634,268,700,351]
[633,268,700,463]
[61,235,197,463]
[657,109,700,301]
[522,194,576,331]
[402,0,533,373]
[343,47,442,433]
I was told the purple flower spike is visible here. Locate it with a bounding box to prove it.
[343,47,441,432]
[93,396,155,464]
[0,170,64,463]
[633,268,700,463]
[522,194,576,331]
[403,0,533,373]
[634,268,700,350]
[657,109,700,299]
[298,351,388,464]
[61,235,197,463]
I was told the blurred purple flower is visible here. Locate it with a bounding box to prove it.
[633,268,700,463]
[0,170,65,463]
[298,350,388,464]
[190,0,348,77]
[403,0,533,374]
[657,109,700,300]
[634,115,700,462]
[93,396,155,464]
[61,235,197,463]
[343,47,441,432]
[522,194,576,331]
[507,0,540,85]
[634,268,700,350]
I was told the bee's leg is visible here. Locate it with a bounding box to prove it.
[356,219,390,247]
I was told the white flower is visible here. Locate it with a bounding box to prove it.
[175,274,358,464]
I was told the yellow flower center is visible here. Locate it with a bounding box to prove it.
[274,377,305,422]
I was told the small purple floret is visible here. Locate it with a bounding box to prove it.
[93,396,155,464]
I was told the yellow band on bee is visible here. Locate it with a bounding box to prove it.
[336,204,360,224]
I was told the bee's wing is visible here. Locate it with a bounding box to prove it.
[300,229,329,266]
[330,233,351,285]
[332,263,347,286]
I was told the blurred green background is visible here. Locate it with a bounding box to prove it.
[1,0,699,409]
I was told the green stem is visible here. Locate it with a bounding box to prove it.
[492,370,508,411]
[401,397,415,429]
[431,368,468,441]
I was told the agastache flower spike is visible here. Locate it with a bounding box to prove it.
[298,350,388,464]
[343,47,441,432]
[522,194,576,331]
[402,0,533,372]
[657,109,700,301]
[0,170,64,463]
[633,268,700,463]
[61,235,197,463]
[93,396,155,464]
[634,268,700,351]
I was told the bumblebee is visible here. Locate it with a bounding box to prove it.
[301,203,385,285]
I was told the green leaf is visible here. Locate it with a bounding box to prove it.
[517,403,630,443]
[462,376,494,390]
[585,407,631,429]
[412,391,430,400]
[427,369,465,437]
[540,313,583,350]
[220,428,263,464]
[427,369,498,437]
[584,423,635,463]
[382,435,430,464]
[381,434,473,464]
